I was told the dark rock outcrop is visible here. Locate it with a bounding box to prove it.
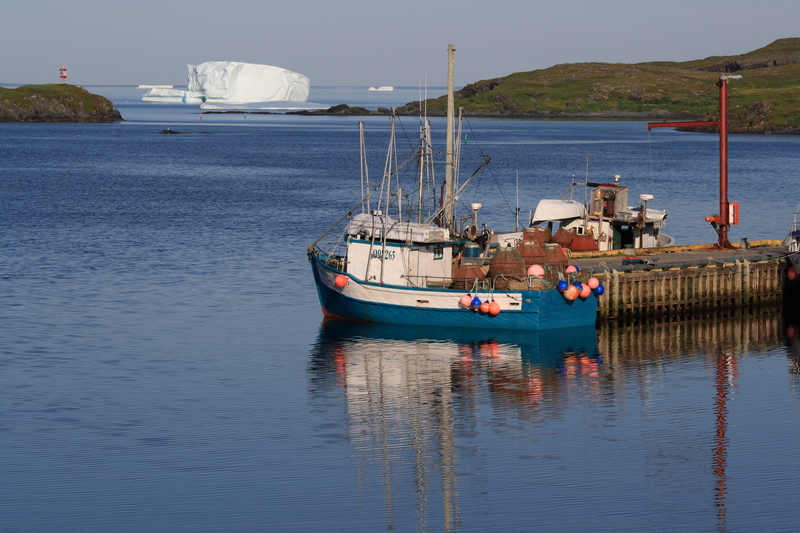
[288,104,390,116]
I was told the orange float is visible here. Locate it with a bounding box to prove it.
[579,285,592,299]
[563,285,580,301]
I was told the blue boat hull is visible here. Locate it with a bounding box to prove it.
[310,255,597,330]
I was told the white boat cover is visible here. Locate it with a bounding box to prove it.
[531,199,586,223]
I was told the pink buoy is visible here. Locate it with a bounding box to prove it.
[489,301,501,316]
[587,277,600,289]
[788,266,798,281]
[459,294,473,307]
[565,265,578,274]
[335,274,348,288]
[480,302,491,314]
[580,284,592,299]
[527,264,545,277]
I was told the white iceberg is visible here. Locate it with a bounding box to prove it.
[141,88,206,103]
[142,61,311,104]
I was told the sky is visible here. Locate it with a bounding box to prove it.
[1,0,798,87]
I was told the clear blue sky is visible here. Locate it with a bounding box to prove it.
[1,0,798,87]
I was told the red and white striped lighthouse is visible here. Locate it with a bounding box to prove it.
[59,67,67,83]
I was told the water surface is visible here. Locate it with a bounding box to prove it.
[2,88,799,532]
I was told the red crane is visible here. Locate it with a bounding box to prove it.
[648,75,741,249]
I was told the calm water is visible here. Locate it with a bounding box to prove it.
[2,87,799,532]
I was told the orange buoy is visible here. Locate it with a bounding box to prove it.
[480,301,491,313]
[788,266,798,281]
[563,285,580,301]
[335,274,348,288]
[489,301,501,315]
[579,284,592,299]
[587,277,600,289]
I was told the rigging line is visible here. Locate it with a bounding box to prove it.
[660,82,719,124]
[460,114,516,217]
[463,115,489,159]
[395,114,418,151]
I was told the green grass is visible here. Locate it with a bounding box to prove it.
[409,38,800,128]
[0,84,113,114]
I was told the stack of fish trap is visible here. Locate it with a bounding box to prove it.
[452,263,486,291]
[568,232,599,252]
[551,227,576,247]
[488,246,526,291]
[543,243,569,278]
[522,226,551,246]
[518,241,546,267]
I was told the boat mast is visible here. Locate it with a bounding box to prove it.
[359,121,370,213]
[417,120,429,223]
[443,44,456,231]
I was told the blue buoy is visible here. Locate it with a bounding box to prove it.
[574,282,583,291]
[593,284,605,296]
[471,296,482,307]
[557,280,569,292]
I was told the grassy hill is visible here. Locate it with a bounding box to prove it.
[393,38,800,133]
[0,84,122,122]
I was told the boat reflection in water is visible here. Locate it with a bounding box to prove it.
[598,312,791,533]
[308,320,599,531]
[307,312,795,532]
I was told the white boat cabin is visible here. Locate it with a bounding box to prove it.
[345,212,454,287]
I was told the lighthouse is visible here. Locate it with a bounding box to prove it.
[59,67,67,84]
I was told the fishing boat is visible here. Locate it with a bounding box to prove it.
[368,86,394,91]
[308,45,601,330]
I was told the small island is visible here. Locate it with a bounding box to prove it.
[0,84,122,122]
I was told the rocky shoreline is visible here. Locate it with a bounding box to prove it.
[287,104,800,134]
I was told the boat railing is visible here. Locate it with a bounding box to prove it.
[403,273,559,292]
[309,244,347,272]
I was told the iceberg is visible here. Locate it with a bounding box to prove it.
[142,61,311,104]
[141,88,205,103]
